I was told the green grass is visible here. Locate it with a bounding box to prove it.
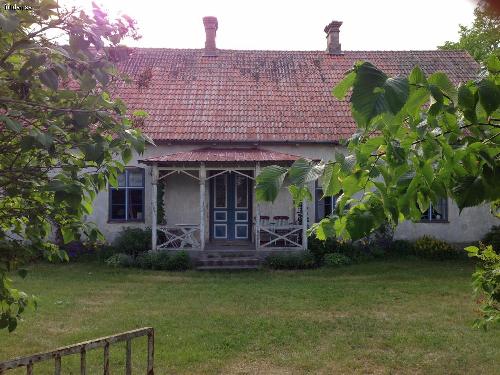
[1,260,499,374]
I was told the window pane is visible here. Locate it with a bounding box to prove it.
[111,189,126,204]
[117,173,126,187]
[236,225,248,239]
[235,175,248,208]
[214,174,226,208]
[111,205,126,220]
[128,170,144,187]
[214,224,227,238]
[129,189,143,205]
[128,204,144,220]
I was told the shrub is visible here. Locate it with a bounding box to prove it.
[388,240,415,257]
[308,236,339,265]
[265,251,316,270]
[105,253,135,267]
[113,228,151,257]
[166,251,191,271]
[465,244,500,329]
[323,253,351,267]
[482,225,500,252]
[413,236,458,260]
[136,251,154,269]
[135,250,191,271]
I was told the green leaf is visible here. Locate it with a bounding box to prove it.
[0,115,22,132]
[321,163,342,197]
[458,85,476,111]
[409,66,427,85]
[61,227,75,244]
[39,69,59,90]
[484,54,500,73]
[477,79,500,116]
[332,71,356,99]
[350,62,409,126]
[428,72,458,104]
[288,185,312,207]
[255,165,288,202]
[452,176,486,211]
[287,159,324,186]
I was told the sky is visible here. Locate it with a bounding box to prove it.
[65,0,478,51]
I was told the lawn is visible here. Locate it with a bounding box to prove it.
[0,260,499,374]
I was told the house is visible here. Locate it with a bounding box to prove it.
[87,17,498,254]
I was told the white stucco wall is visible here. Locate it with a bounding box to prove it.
[86,142,499,244]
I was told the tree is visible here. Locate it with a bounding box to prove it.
[256,57,500,326]
[439,0,500,62]
[0,1,150,331]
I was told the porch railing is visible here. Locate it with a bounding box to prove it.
[157,225,200,249]
[0,327,154,375]
[258,225,303,249]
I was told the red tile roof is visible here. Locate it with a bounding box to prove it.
[114,49,478,143]
[140,147,301,164]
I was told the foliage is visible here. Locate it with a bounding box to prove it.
[439,0,499,62]
[308,236,340,264]
[0,1,149,330]
[264,251,316,270]
[482,225,500,251]
[113,227,151,257]
[323,253,351,267]
[121,250,191,271]
[157,181,166,225]
[389,240,415,257]
[465,244,500,329]
[413,236,459,260]
[256,54,500,326]
[105,253,134,268]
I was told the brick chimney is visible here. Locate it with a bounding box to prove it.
[324,20,343,55]
[203,16,218,57]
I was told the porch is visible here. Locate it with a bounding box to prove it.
[139,148,310,253]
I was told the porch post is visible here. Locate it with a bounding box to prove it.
[199,163,206,250]
[151,163,159,251]
[302,198,308,250]
[255,162,261,250]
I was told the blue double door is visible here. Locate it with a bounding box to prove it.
[210,171,252,241]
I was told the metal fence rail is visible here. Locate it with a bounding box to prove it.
[0,327,154,375]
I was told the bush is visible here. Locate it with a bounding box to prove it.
[413,236,458,260]
[265,251,316,270]
[308,236,340,265]
[165,251,191,271]
[482,225,500,252]
[389,240,415,257]
[136,251,154,269]
[135,250,191,271]
[113,228,151,257]
[105,253,135,267]
[323,253,351,267]
[465,244,500,329]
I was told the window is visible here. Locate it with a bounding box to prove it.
[421,198,448,222]
[109,168,145,221]
[315,182,337,222]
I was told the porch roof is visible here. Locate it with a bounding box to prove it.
[139,147,301,164]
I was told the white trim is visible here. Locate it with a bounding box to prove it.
[255,163,261,250]
[199,163,206,251]
[151,164,159,251]
[214,224,227,239]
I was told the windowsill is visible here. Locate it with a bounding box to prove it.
[107,219,145,224]
[418,220,449,224]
